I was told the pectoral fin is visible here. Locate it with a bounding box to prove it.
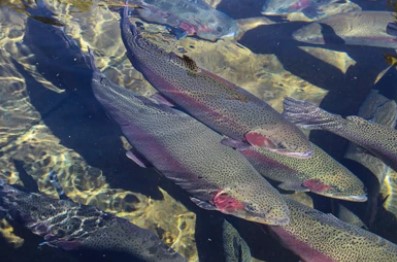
[149,92,175,107]
[220,137,249,150]
[126,150,150,168]
[190,197,217,210]
[278,181,310,192]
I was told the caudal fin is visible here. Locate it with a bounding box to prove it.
[282,97,343,130]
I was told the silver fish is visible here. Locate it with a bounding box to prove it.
[120,3,313,159]
[293,11,397,49]
[88,52,290,226]
[283,97,397,171]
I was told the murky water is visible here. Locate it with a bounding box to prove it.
[0,0,397,261]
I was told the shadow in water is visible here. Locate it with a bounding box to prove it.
[15,5,163,199]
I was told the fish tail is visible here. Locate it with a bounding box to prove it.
[282,97,343,130]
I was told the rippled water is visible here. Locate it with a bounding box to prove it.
[0,0,396,261]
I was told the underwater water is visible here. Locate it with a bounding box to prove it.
[1,0,397,261]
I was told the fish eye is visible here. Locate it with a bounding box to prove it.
[216,26,223,32]
[277,142,288,150]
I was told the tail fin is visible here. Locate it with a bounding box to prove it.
[282,97,343,130]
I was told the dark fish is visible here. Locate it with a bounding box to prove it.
[0,178,186,262]
[293,11,397,49]
[222,220,252,262]
[120,3,313,159]
[269,198,397,262]
[238,143,366,202]
[88,52,290,225]
[283,97,397,171]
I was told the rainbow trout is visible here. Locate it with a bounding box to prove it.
[269,198,397,262]
[283,97,397,171]
[120,3,313,159]
[89,53,290,226]
[222,220,252,262]
[293,11,397,49]
[125,0,238,41]
[0,178,186,262]
[238,143,366,202]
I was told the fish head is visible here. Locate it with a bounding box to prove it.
[293,23,326,44]
[213,186,290,226]
[196,13,239,41]
[262,0,312,15]
[245,124,313,159]
[303,171,367,202]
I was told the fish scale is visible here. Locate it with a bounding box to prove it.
[89,52,290,226]
[120,3,313,159]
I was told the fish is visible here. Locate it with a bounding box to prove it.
[0,178,186,262]
[222,220,252,262]
[88,51,290,226]
[283,97,397,171]
[268,198,397,262]
[118,0,273,41]
[262,0,349,18]
[127,0,237,41]
[237,142,366,202]
[293,11,397,49]
[120,3,313,159]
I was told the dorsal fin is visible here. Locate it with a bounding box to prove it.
[181,55,200,73]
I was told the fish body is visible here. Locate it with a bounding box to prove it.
[120,4,312,159]
[293,11,397,49]
[239,143,366,202]
[262,0,340,18]
[0,180,186,262]
[283,97,397,171]
[222,220,252,262]
[89,54,290,226]
[128,0,238,41]
[269,198,397,262]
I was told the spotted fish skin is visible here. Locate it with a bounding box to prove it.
[222,220,252,262]
[120,3,312,159]
[269,198,397,262]
[0,181,186,262]
[128,0,238,41]
[239,143,366,202]
[293,11,397,49]
[89,54,290,226]
[283,97,397,171]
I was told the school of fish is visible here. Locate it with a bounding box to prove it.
[1,0,397,261]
